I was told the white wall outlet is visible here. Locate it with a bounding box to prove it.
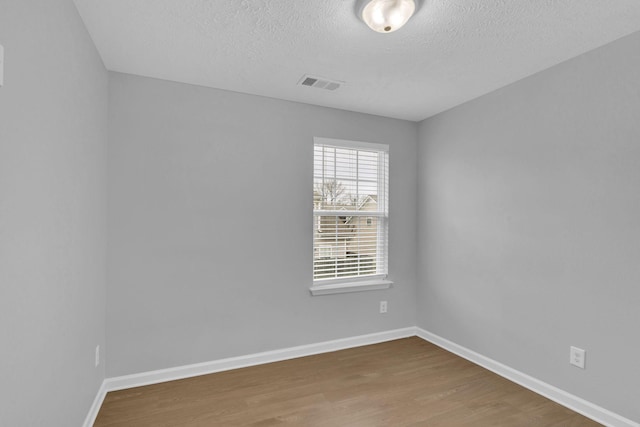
[379,300,388,314]
[95,345,100,367]
[570,346,585,369]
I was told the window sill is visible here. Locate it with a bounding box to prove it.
[309,279,393,296]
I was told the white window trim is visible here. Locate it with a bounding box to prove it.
[313,137,389,152]
[310,278,393,296]
[311,137,392,296]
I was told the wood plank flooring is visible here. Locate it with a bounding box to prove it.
[94,337,601,426]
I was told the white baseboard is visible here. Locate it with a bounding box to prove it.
[415,328,639,427]
[104,327,416,392]
[83,326,637,427]
[82,380,107,427]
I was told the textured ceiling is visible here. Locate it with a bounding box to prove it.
[73,0,640,121]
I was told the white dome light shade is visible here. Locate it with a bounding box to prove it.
[361,0,416,33]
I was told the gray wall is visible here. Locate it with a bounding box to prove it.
[417,31,640,422]
[0,1,108,426]
[107,72,418,377]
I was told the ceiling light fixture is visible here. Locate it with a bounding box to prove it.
[357,0,418,33]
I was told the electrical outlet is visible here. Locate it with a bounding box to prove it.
[95,345,100,367]
[570,346,585,369]
[379,300,388,313]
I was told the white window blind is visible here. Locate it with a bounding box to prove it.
[313,138,389,285]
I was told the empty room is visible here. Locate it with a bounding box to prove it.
[1,0,639,426]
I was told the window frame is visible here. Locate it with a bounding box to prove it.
[310,137,392,296]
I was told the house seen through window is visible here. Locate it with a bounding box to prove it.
[313,138,389,288]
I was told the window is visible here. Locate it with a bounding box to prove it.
[311,137,392,295]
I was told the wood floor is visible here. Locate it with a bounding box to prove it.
[95,337,601,426]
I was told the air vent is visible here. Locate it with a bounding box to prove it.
[301,77,318,86]
[298,74,342,91]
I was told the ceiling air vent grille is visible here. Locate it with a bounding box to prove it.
[298,75,342,91]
